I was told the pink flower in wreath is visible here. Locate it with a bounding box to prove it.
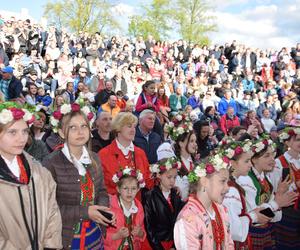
[71,103,81,112]
[205,164,215,174]
[10,108,25,120]
[53,110,63,120]
[234,146,243,155]
[87,112,94,121]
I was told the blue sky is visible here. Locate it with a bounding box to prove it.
[1,0,299,49]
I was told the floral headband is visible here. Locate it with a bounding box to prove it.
[165,113,194,141]
[279,127,300,142]
[222,140,253,159]
[251,137,276,154]
[188,154,230,183]
[112,167,145,188]
[0,102,35,125]
[151,157,182,175]
[50,103,95,132]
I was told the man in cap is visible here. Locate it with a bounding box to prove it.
[0,66,23,101]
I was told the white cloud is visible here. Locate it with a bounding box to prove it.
[210,2,298,49]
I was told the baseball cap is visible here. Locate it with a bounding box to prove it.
[1,66,14,74]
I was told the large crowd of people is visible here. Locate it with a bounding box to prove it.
[0,15,300,249]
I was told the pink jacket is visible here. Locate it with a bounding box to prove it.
[104,195,146,250]
[174,196,234,250]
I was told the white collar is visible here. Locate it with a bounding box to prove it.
[181,155,193,171]
[61,143,91,176]
[120,198,138,217]
[2,155,19,179]
[162,190,171,200]
[116,139,134,156]
[252,167,265,181]
[284,151,300,169]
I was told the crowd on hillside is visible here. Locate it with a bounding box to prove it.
[0,15,300,250]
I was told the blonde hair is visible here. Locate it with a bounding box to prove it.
[112,112,138,134]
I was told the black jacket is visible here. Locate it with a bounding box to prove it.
[0,75,23,100]
[143,186,185,250]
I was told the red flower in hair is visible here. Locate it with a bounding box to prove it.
[71,103,81,112]
[53,110,63,120]
[234,146,243,155]
[288,130,296,136]
[222,156,230,164]
[116,171,123,178]
[160,166,167,172]
[9,108,25,120]
[131,169,137,177]
[262,139,268,145]
[87,112,94,121]
[27,115,35,124]
[205,164,215,174]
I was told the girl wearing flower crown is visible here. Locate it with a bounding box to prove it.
[238,137,298,250]
[144,143,185,250]
[43,102,114,249]
[269,127,300,249]
[0,102,62,249]
[166,114,197,201]
[104,167,146,250]
[222,140,272,250]
[174,154,234,250]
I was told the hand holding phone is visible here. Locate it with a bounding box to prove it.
[259,207,275,218]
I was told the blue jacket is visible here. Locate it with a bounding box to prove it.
[187,95,201,109]
[134,127,162,164]
[218,97,237,116]
[242,79,255,92]
[36,94,52,107]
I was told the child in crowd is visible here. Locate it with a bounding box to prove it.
[144,143,185,249]
[238,137,298,249]
[222,139,271,249]
[166,113,197,201]
[174,154,234,249]
[104,167,146,249]
[36,87,52,111]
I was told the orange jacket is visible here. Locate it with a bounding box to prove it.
[100,102,120,118]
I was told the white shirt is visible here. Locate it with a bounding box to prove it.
[223,177,256,242]
[119,198,138,217]
[237,168,282,225]
[269,152,300,193]
[61,143,91,176]
[2,155,20,179]
[116,139,135,156]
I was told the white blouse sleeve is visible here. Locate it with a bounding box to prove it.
[223,187,251,242]
[237,176,282,223]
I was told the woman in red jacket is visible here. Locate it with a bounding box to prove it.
[98,112,152,196]
[220,106,240,136]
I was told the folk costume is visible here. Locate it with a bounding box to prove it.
[98,139,152,195]
[238,167,281,250]
[0,152,62,249]
[104,195,146,250]
[144,185,185,249]
[174,195,234,250]
[223,176,254,250]
[43,144,109,249]
[270,151,300,249]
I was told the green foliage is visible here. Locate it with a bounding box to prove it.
[172,0,217,45]
[44,0,120,34]
[128,0,173,40]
